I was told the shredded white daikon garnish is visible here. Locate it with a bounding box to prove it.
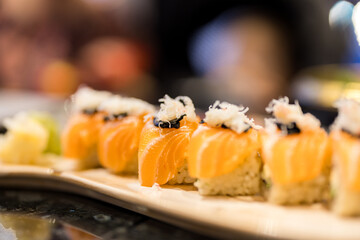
[332,98,360,135]
[265,97,320,131]
[71,86,112,112]
[99,95,155,116]
[156,95,197,122]
[204,101,261,134]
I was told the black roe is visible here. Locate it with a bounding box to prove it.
[201,121,251,132]
[276,121,301,135]
[221,124,229,129]
[179,99,186,106]
[221,123,251,132]
[153,114,186,129]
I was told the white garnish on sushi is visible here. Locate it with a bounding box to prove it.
[156,95,197,122]
[71,86,112,112]
[332,98,360,135]
[98,95,155,116]
[204,101,261,134]
[265,97,320,132]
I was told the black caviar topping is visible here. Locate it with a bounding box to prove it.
[153,114,186,129]
[82,109,98,115]
[221,123,229,129]
[103,113,128,122]
[0,125,7,135]
[201,120,251,132]
[179,99,186,106]
[222,123,251,132]
[341,128,360,138]
[276,121,301,135]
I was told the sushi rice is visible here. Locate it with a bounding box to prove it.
[195,151,262,196]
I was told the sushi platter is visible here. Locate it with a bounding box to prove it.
[0,164,359,240]
[2,87,360,239]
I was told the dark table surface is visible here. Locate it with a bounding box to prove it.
[0,189,214,240]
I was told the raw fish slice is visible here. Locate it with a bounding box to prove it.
[331,130,360,191]
[262,129,330,185]
[98,116,143,173]
[138,118,198,187]
[188,125,260,178]
[61,113,104,161]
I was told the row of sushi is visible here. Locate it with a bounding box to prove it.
[0,87,359,217]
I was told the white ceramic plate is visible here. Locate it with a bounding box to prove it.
[0,165,359,239]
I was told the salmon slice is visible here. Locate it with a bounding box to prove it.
[138,117,198,187]
[262,129,330,185]
[98,116,144,173]
[187,124,261,178]
[61,113,105,161]
[331,130,360,191]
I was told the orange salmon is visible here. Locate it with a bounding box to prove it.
[188,124,261,178]
[138,117,198,187]
[331,130,360,191]
[61,112,105,163]
[98,115,144,173]
[262,129,330,185]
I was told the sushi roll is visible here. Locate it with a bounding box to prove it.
[97,96,155,174]
[138,95,198,187]
[188,101,262,196]
[0,111,61,165]
[330,99,360,216]
[61,87,112,168]
[261,97,331,205]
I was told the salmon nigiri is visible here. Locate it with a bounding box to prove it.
[138,95,198,187]
[330,99,360,216]
[97,96,154,174]
[261,97,331,205]
[61,87,112,168]
[188,101,262,196]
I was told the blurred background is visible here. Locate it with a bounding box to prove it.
[1,0,360,124]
